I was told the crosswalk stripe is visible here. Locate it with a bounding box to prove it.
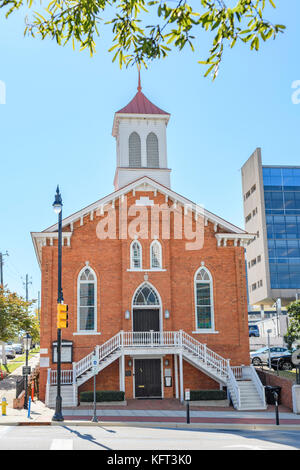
[50,439,74,450]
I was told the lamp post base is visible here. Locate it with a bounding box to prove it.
[52,396,64,422]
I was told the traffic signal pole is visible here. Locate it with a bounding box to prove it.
[52,188,64,422]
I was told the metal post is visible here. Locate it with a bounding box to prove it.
[186,401,190,424]
[91,373,98,423]
[274,392,279,425]
[267,329,272,369]
[24,347,29,410]
[53,188,64,422]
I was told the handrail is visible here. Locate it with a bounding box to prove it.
[50,369,73,385]
[227,365,241,409]
[181,331,228,378]
[249,365,266,408]
[75,332,121,378]
[73,330,230,382]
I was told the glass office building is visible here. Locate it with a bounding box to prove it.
[263,167,300,289]
[242,148,300,306]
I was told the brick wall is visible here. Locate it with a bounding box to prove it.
[256,369,295,410]
[39,189,250,401]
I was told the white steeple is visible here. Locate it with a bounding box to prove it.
[112,73,171,190]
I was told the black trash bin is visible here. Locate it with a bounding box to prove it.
[265,385,281,405]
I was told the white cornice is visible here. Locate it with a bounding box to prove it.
[215,233,255,247]
[31,232,72,268]
[112,113,170,137]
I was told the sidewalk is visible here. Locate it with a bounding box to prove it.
[0,353,40,407]
[1,398,300,430]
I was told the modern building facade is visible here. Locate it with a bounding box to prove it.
[31,81,267,410]
[242,148,300,307]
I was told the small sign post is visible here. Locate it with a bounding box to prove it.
[185,388,190,424]
[22,366,31,376]
[91,354,99,423]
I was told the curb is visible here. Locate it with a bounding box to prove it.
[1,420,300,431]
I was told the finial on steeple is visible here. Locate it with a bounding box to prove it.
[137,64,142,92]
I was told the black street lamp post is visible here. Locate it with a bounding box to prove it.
[52,186,64,422]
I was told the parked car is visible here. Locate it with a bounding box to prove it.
[5,345,16,359]
[271,355,295,371]
[250,346,289,366]
[11,343,23,354]
[249,324,260,337]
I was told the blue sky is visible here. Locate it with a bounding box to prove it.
[0,1,299,304]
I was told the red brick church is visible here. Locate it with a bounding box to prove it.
[32,78,266,410]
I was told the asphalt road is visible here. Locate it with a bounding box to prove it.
[0,425,300,451]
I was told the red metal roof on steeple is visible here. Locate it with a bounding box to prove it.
[116,71,169,115]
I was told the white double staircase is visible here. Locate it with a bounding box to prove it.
[46,330,266,410]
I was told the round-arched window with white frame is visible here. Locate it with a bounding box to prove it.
[77,266,97,332]
[194,266,214,331]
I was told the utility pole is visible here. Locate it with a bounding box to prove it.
[22,274,32,302]
[0,251,9,286]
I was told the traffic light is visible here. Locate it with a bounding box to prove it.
[57,303,68,328]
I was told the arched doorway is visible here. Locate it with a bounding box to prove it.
[132,282,161,333]
[131,283,163,398]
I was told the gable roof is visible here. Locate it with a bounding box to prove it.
[39,176,247,235]
[31,176,253,267]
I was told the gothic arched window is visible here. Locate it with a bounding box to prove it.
[130,240,142,269]
[150,240,162,269]
[146,132,159,168]
[129,132,141,167]
[194,266,214,330]
[78,266,97,332]
[133,283,160,306]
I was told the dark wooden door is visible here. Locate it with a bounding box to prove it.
[133,309,160,332]
[135,359,162,398]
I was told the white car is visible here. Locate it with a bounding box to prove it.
[5,345,16,359]
[250,346,289,366]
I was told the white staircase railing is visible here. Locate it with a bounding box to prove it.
[241,365,266,408]
[123,330,179,347]
[47,330,250,389]
[75,332,122,378]
[180,331,229,378]
[50,369,73,385]
[227,364,241,409]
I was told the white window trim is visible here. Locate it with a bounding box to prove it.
[150,240,162,269]
[130,240,142,270]
[77,266,98,334]
[194,266,215,332]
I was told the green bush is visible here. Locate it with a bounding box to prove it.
[190,390,227,401]
[79,390,125,402]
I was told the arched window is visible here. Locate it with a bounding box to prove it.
[130,240,142,269]
[129,132,141,167]
[133,283,160,306]
[146,132,159,168]
[194,266,214,330]
[78,266,97,332]
[150,241,162,269]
